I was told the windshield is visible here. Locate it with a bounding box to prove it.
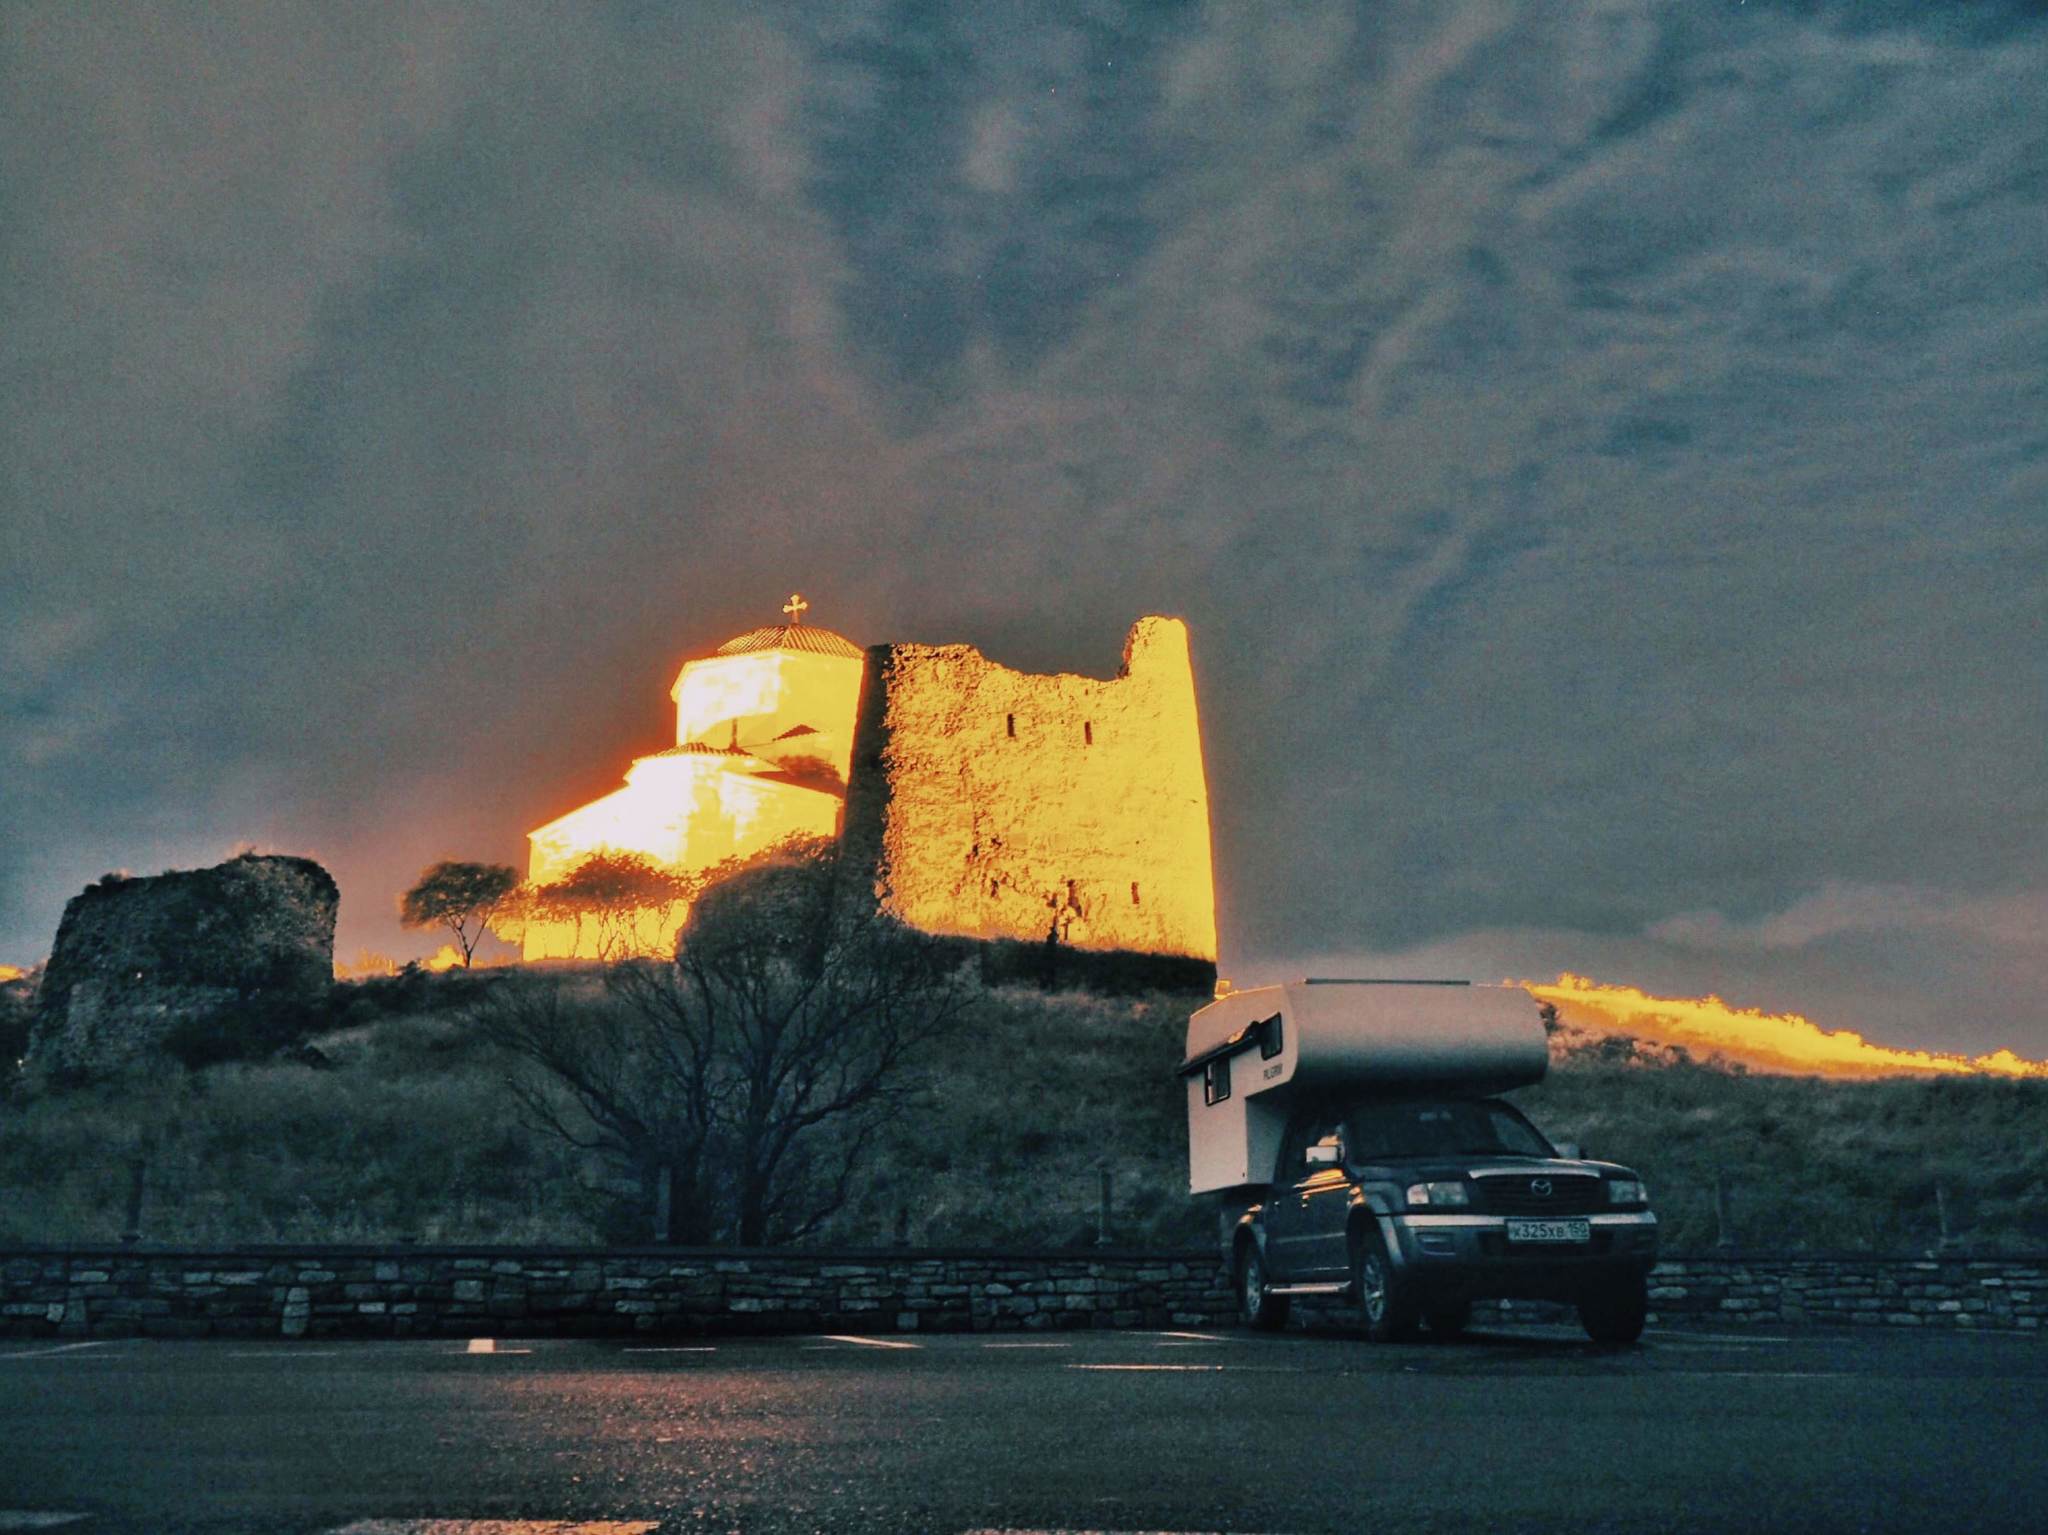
[1344,1100,1554,1161]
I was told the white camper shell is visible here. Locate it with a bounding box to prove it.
[1180,980,1549,1195]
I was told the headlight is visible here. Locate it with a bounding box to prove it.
[1606,1179,1647,1206]
[1405,1181,1470,1208]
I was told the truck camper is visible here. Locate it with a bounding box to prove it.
[1181,979,1658,1343]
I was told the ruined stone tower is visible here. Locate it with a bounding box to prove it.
[841,616,1218,987]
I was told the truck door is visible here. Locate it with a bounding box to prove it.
[1297,1128,1355,1278]
[1264,1111,1349,1281]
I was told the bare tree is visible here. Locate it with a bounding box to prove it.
[482,838,975,1245]
[476,973,719,1242]
[399,861,520,967]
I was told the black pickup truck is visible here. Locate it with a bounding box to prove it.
[1227,1094,1658,1343]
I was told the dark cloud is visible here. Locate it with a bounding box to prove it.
[4,1,2044,1050]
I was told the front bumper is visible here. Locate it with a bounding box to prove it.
[1383,1210,1659,1302]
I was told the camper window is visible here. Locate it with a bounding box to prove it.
[1258,1013,1283,1060]
[1203,1056,1232,1105]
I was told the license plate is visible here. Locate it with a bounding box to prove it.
[1505,1217,1591,1244]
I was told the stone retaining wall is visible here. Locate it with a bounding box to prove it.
[3,1247,2044,1340]
[0,1246,1235,1339]
[1643,1255,2045,1330]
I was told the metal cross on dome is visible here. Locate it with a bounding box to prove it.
[782,593,809,624]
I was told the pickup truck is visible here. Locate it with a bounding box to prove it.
[1228,1092,1658,1342]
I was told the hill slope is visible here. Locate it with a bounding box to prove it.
[3,970,2044,1253]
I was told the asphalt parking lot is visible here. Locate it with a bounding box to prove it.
[4,1322,2044,1534]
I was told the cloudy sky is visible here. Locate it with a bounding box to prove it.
[4,2,2044,1052]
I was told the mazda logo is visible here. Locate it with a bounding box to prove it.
[1530,1178,1553,1197]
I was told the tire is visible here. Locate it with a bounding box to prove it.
[1353,1224,1420,1342]
[1237,1242,1290,1332]
[1424,1300,1471,1339]
[1579,1272,1649,1345]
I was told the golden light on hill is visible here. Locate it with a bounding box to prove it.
[1521,972,2048,1080]
[0,963,25,983]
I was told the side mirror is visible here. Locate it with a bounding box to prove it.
[1557,1142,1584,1161]
[1305,1137,1341,1168]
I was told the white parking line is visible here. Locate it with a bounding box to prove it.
[1651,1341,1780,1354]
[327,1522,660,1534]
[1667,1370,1852,1381]
[0,1515,90,1531]
[621,1346,716,1354]
[982,1341,1071,1349]
[0,1342,109,1362]
[1072,1363,1229,1373]
[225,1350,344,1358]
[817,1334,921,1350]
[462,1338,531,1356]
[1648,1330,1790,1344]
[1156,1330,1224,1342]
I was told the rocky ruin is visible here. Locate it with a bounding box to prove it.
[29,853,338,1079]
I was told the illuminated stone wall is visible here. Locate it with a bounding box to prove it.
[845,617,1218,968]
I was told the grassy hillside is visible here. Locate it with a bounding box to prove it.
[4,968,2045,1254]
[1514,1044,2048,1254]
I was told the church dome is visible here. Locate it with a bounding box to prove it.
[714,624,864,659]
[714,597,863,659]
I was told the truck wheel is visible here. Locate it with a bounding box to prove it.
[1354,1227,1420,1342]
[1237,1243,1290,1331]
[1579,1273,1649,1345]
[1424,1300,1471,1339]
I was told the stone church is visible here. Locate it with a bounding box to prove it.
[523,598,1218,985]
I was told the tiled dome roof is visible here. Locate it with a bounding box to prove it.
[645,742,748,757]
[714,624,864,659]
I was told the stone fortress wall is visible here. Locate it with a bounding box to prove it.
[844,617,1218,977]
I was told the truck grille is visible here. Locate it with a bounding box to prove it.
[1472,1174,1604,1215]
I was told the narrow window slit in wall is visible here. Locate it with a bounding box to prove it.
[1131,882,1141,906]
[1006,713,1016,738]
[1084,721,1093,745]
